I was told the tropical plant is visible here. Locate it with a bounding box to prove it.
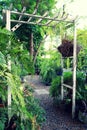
[40,51,61,85]
[50,76,61,98]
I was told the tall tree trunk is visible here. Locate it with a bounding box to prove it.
[30,32,34,59]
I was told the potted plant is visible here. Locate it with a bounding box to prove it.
[55,66,63,76]
[78,100,87,124]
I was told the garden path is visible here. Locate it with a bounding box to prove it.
[24,75,87,130]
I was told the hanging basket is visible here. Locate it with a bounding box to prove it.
[57,39,81,57]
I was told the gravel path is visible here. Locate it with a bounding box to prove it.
[25,75,87,130]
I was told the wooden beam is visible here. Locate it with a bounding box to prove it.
[11,11,74,23]
[11,0,40,31]
[19,7,26,20]
[11,19,49,26]
[11,7,26,31]
[61,56,73,59]
[36,12,48,24]
[45,13,68,26]
[63,84,73,89]
[27,9,38,22]
[45,12,60,26]
[28,0,40,22]
[6,10,11,119]
[6,10,10,31]
[72,20,77,119]
[61,57,64,100]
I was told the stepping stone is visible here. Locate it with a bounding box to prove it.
[34,88,49,95]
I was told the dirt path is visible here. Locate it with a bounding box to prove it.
[25,75,87,130]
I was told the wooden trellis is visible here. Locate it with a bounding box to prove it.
[4,5,77,118]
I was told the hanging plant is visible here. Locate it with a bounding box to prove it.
[57,39,81,57]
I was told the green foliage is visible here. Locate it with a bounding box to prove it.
[63,71,72,85]
[77,50,87,71]
[50,76,61,97]
[0,51,6,65]
[77,29,87,48]
[40,51,61,85]
[0,51,7,102]
[0,27,35,76]
[0,27,45,129]
[38,0,56,15]
[24,92,46,125]
[77,29,87,71]
[76,72,87,101]
[15,24,43,51]
[50,71,87,101]
[34,54,42,74]
[0,108,7,130]
[10,85,46,130]
[0,51,45,130]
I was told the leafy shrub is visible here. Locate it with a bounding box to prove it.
[40,59,54,85]
[34,55,43,75]
[50,71,86,101]
[40,51,61,85]
[50,76,61,97]
[0,28,45,130]
[50,71,72,98]
[63,71,72,85]
[0,108,7,130]
[7,85,46,130]
[76,72,87,101]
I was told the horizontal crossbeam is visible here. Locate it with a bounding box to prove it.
[11,19,50,26]
[11,7,26,31]
[36,12,48,24]
[63,83,73,89]
[11,11,74,23]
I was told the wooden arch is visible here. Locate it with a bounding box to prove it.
[4,4,77,118]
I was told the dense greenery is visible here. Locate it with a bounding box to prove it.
[40,51,61,85]
[0,28,45,130]
[50,71,87,101]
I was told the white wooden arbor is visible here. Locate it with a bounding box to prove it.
[4,6,77,118]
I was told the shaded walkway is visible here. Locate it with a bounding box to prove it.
[24,75,86,130]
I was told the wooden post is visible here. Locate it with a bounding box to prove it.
[61,57,64,100]
[6,10,10,31]
[72,20,77,118]
[6,10,11,119]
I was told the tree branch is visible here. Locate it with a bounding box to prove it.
[33,34,48,64]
